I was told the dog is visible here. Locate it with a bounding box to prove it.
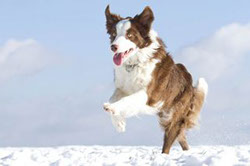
[103,5,208,154]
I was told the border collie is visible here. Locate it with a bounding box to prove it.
[103,5,208,154]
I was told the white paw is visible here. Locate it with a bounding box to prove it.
[103,103,114,114]
[103,103,120,115]
[111,116,126,132]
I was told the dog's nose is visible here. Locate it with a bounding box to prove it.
[111,44,118,52]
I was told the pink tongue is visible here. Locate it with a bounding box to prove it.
[113,53,123,66]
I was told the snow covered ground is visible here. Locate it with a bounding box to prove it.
[0,145,249,166]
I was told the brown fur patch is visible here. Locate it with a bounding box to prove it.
[105,5,124,42]
[127,6,154,48]
[146,39,206,154]
[133,6,154,39]
[126,22,152,48]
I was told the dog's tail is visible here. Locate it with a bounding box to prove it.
[186,78,208,129]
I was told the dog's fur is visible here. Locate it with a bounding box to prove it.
[104,5,208,154]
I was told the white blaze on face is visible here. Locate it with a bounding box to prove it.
[112,20,137,66]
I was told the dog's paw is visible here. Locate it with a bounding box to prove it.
[111,116,126,132]
[103,103,120,115]
[103,103,116,114]
[115,120,126,133]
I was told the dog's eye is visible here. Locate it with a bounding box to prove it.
[127,33,133,38]
[112,32,116,37]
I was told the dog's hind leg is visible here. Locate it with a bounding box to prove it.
[162,120,184,154]
[178,130,189,151]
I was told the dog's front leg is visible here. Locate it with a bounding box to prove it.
[104,90,155,118]
[109,88,127,103]
[105,89,128,132]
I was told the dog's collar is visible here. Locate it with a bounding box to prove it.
[125,64,138,72]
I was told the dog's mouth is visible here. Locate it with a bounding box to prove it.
[113,48,134,66]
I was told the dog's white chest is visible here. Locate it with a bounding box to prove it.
[114,60,157,94]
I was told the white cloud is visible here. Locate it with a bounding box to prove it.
[177,23,250,81]
[174,23,250,145]
[176,23,250,111]
[0,39,56,83]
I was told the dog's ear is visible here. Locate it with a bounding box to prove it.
[134,6,154,37]
[105,5,122,34]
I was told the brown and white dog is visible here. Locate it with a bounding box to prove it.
[103,5,208,154]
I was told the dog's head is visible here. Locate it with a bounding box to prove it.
[105,5,155,66]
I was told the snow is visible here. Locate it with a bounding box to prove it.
[0,145,250,166]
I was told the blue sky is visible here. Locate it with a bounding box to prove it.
[0,0,250,147]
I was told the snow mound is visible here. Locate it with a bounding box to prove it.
[0,145,249,166]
